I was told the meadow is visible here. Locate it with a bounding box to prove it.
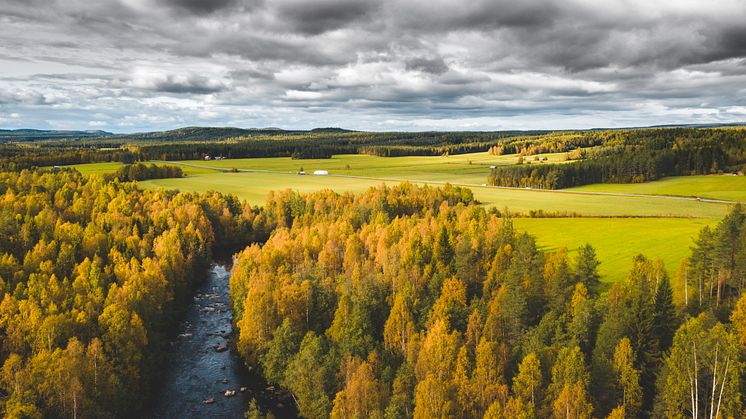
[512,217,716,285]
[67,153,734,284]
[570,174,746,202]
[64,161,124,175]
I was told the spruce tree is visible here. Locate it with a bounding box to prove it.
[575,244,601,295]
[626,270,660,414]
[652,274,677,353]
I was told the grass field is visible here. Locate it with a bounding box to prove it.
[512,217,717,284]
[62,161,124,175]
[570,174,746,202]
[138,170,730,218]
[170,151,569,185]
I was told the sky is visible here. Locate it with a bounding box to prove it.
[1,0,746,132]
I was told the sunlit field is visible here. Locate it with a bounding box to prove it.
[570,174,746,202]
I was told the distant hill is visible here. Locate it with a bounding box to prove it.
[114,127,278,142]
[0,129,113,142]
[644,122,746,129]
[111,126,355,142]
[589,122,746,131]
[0,126,357,144]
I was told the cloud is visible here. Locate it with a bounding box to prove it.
[405,57,449,74]
[1,0,745,131]
[274,0,379,34]
[162,0,238,14]
[123,69,227,94]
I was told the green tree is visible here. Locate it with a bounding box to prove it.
[384,363,415,419]
[626,256,660,410]
[658,313,742,418]
[285,332,333,418]
[653,272,677,353]
[575,244,601,295]
[260,318,300,385]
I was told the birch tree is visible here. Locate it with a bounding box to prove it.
[659,314,742,418]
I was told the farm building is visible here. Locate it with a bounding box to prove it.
[313,170,329,175]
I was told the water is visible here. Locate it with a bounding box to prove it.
[146,264,297,419]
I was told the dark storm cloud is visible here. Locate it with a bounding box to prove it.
[391,0,559,32]
[275,0,379,34]
[1,0,746,131]
[149,77,226,94]
[117,71,227,94]
[162,0,238,14]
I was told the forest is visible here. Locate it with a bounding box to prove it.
[489,128,746,189]
[230,184,746,419]
[0,169,269,417]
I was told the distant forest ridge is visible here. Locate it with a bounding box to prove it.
[2,122,745,143]
[0,129,113,141]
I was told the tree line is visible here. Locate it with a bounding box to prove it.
[105,163,185,182]
[489,128,746,189]
[230,184,746,418]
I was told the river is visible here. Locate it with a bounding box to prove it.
[146,264,297,418]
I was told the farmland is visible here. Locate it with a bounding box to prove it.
[512,217,717,285]
[171,151,570,185]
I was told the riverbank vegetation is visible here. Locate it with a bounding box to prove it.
[0,169,268,417]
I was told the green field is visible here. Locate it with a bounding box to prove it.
[62,161,124,175]
[138,170,730,218]
[570,174,746,202]
[513,217,717,284]
[168,151,570,185]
